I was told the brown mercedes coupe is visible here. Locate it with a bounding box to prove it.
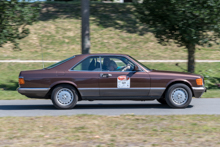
[18,54,206,109]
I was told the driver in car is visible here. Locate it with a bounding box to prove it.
[108,60,118,71]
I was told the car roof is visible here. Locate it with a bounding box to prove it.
[75,53,129,57]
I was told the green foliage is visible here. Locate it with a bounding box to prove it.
[134,0,220,47]
[0,1,40,49]
[134,0,220,73]
[198,69,220,89]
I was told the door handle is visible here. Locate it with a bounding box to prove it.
[100,73,112,78]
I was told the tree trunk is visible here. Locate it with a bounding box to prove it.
[81,0,90,54]
[187,44,196,73]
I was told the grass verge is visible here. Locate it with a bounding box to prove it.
[0,115,220,146]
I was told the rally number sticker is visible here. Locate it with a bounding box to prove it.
[117,75,130,88]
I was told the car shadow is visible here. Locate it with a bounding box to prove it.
[0,103,193,110]
[0,105,55,110]
[75,103,194,109]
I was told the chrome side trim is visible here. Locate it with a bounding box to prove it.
[149,88,166,96]
[150,88,166,90]
[78,88,99,97]
[18,88,50,91]
[192,87,205,90]
[78,88,165,90]
[100,88,150,90]
[78,87,166,97]
[78,88,99,90]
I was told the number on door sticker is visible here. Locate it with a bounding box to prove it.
[117,75,130,88]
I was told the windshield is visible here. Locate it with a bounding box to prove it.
[46,56,75,69]
[129,56,151,70]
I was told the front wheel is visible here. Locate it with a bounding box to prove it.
[165,83,192,108]
[51,84,78,109]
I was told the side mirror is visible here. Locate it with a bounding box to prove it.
[134,65,141,71]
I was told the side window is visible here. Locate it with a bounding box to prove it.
[101,56,135,71]
[72,56,101,71]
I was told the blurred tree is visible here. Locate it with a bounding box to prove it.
[134,0,220,73]
[0,0,40,49]
[53,0,74,1]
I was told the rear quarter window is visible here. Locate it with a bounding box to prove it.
[46,56,75,69]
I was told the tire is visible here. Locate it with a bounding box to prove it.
[165,83,192,108]
[51,84,78,109]
[157,98,167,105]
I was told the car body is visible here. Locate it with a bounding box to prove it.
[18,53,206,109]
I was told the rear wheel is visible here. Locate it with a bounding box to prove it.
[51,84,78,109]
[165,83,192,108]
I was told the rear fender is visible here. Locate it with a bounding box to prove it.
[49,81,78,89]
[47,81,82,100]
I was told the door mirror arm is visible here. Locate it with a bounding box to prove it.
[134,65,141,72]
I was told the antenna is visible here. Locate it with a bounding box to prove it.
[40,41,44,69]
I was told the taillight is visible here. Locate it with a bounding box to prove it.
[196,78,203,86]
[19,77,25,85]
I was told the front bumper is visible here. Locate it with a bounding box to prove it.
[192,87,206,98]
[18,88,50,98]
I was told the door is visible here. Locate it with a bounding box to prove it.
[67,56,101,97]
[99,56,150,98]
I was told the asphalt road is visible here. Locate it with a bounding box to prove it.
[0,98,220,117]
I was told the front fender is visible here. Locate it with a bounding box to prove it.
[166,79,193,88]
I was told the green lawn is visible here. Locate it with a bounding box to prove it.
[0,115,220,146]
[0,3,220,61]
[0,62,219,100]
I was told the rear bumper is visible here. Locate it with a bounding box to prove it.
[192,87,206,98]
[18,88,50,98]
